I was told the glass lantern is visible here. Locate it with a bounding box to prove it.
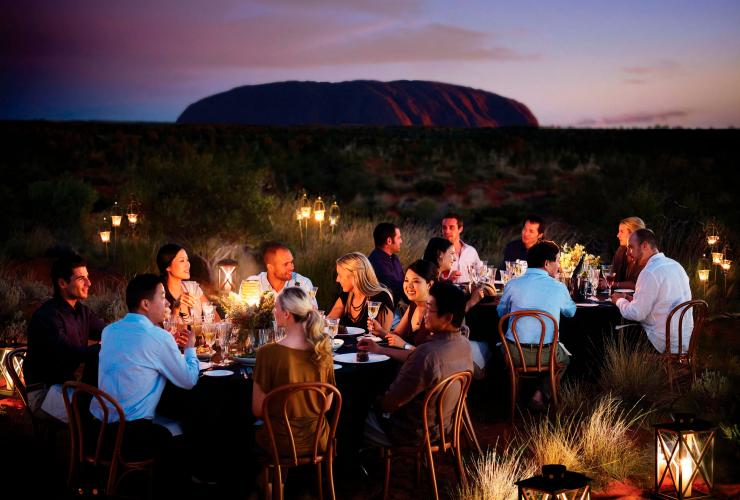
[711,252,723,265]
[217,259,238,293]
[98,217,111,244]
[705,222,719,247]
[299,192,312,220]
[516,464,591,500]
[110,201,123,228]
[654,413,715,499]
[126,197,141,226]
[329,200,340,230]
[313,196,325,222]
[239,279,261,307]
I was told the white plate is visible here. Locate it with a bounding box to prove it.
[233,355,257,365]
[613,289,635,293]
[333,364,342,370]
[332,338,345,351]
[199,361,212,371]
[576,303,599,307]
[202,369,232,377]
[334,352,390,364]
[358,334,382,342]
[338,326,365,336]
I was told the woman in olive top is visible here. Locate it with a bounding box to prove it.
[611,216,646,290]
[327,252,394,332]
[252,287,335,457]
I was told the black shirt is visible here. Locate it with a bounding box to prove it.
[338,290,394,329]
[502,239,528,268]
[24,297,105,386]
[367,248,404,305]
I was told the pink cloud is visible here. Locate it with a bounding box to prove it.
[575,110,690,126]
[622,59,682,77]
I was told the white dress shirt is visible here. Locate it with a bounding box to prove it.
[451,241,482,284]
[616,253,693,354]
[91,313,199,422]
[247,271,317,307]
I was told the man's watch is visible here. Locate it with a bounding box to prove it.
[403,343,412,350]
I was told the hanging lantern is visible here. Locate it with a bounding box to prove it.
[239,279,261,307]
[706,222,719,247]
[313,196,325,222]
[711,252,723,265]
[98,218,111,244]
[721,259,732,273]
[299,192,312,220]
[110,201,123,228]
[516,464,591,500]
[126,197,141,226]
[217,259,238,293]
[654,413,715,499]
[697,270,710,283]
[329,200,340,227]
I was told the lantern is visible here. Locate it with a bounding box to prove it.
[299,192,312,220]
[98,217,111,258]
[313,196,325,222]
[705,222,719,247]
[711,252,723,265]
[126,197,141,226]
[239,279,261,307]
[329,200,340,232]
[697,270,709,283]
[217,259,238,293]
[516,464,591,500]
[110,201,123,228]
[654,413,715,499]
[721,259,732,273]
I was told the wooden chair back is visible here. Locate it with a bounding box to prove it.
[498,310,560,373]
[665,299,708,357]
[4,347,28,409]
[420,371,472,454]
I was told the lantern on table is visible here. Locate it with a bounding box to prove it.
[239,279,261,307]
[217,259,238,293]
[654,413,715,499]
[516,464,591,500]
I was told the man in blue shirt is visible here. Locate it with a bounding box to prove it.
[92,274,199,457]
[497,240,576,409]
[367,222,404,304]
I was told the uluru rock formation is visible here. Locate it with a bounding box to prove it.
[177,80,537,127]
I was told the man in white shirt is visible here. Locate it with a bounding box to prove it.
[441,212,482,283]
[247,242,317,306]
[611,229,693,354]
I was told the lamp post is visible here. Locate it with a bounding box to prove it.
[217,259,238,293]
[98,217,111,259]
[706,221,719,247]
[313,196,325,240]
[654,413,715,499]
[516,464,591,499]
[329,200,340,235]
[110,201,122,250]
[721,259,732,296]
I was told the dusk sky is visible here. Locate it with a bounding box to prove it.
[2,0,740,127]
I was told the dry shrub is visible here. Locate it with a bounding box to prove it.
[556,378,596,417]
[85,280,127,324]
[598,332,668,408]
[522,412,583,472]
[455,447,537,500]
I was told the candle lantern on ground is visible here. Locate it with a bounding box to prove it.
[329,200,340,234]
[217,259,238,293]
[98,217,111,258]
[654,413,715,499]
[239,279,261,307]
[516,464,591,500]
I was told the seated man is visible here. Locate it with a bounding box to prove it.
[364,282,473,447]
[91,274,198,447]
[611,228,692,353]
[501,214,545,266]
[367,222,404,305]
[441,212,481,283]
[247,242,317,306]
[24,253,105,422]
[497,240,575,409]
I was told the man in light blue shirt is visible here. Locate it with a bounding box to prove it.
[92,274,199,431]
[497,240,576,409]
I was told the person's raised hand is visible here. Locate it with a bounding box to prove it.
[357,337,380,353]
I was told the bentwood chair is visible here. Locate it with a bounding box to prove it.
[3,347,28,410]
[381,371,472,500]
[261,382,342,500]
[664,300,708,391]
[498,310,566,421]
[62,381,155,497]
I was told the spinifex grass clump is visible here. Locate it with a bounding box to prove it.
[455,447,537,500]
[598,333,668,409]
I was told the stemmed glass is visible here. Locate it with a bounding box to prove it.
[202,322,217,357]
[325,318,339,338]
[601,264,615,295]
[202,301,214,323]
[588,267,600,300]
[367,301,381,322]
[215,323,232,365]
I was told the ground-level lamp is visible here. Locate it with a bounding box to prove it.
[655,413,715,499]
[516,464,591,500]
[239,279,261,307]
[329,200,340,234]
[217,259,238,293]
[98,217,111,259]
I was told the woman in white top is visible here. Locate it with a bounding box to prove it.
[156,243,212,323]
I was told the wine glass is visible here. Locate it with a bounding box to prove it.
[202,301,214,323]
[202,322,216,355]
[367,301,381,321]
[325,318,339,338]
[588,267,600,299]
[601,264,615,295]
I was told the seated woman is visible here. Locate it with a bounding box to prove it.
[327,252,394,332]
[423,237,486,312]
[423,237,457,282]
[252,287,335,457]
[157,244,212,323]
[364,260,437,362]
[611,217,646,290]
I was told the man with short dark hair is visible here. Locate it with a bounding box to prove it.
[24,253,105,421]
[363,282,473,446]
[92,274,198,426]
[247,242,316,305]
[497,240,575,409]
[441,212,481,283]
[502,215,546,266]
[367,222,404,304]
[611,229,693,353]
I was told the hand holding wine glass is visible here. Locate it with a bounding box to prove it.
[366,301,381,332]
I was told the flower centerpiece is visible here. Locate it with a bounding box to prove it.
[559,243,601,278]
[220,290,275,346]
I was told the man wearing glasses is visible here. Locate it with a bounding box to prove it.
[24,253,105,422]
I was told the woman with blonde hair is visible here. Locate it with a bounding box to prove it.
[252,287,335,456]
[327,252,394,331]
[612,216,646,290]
